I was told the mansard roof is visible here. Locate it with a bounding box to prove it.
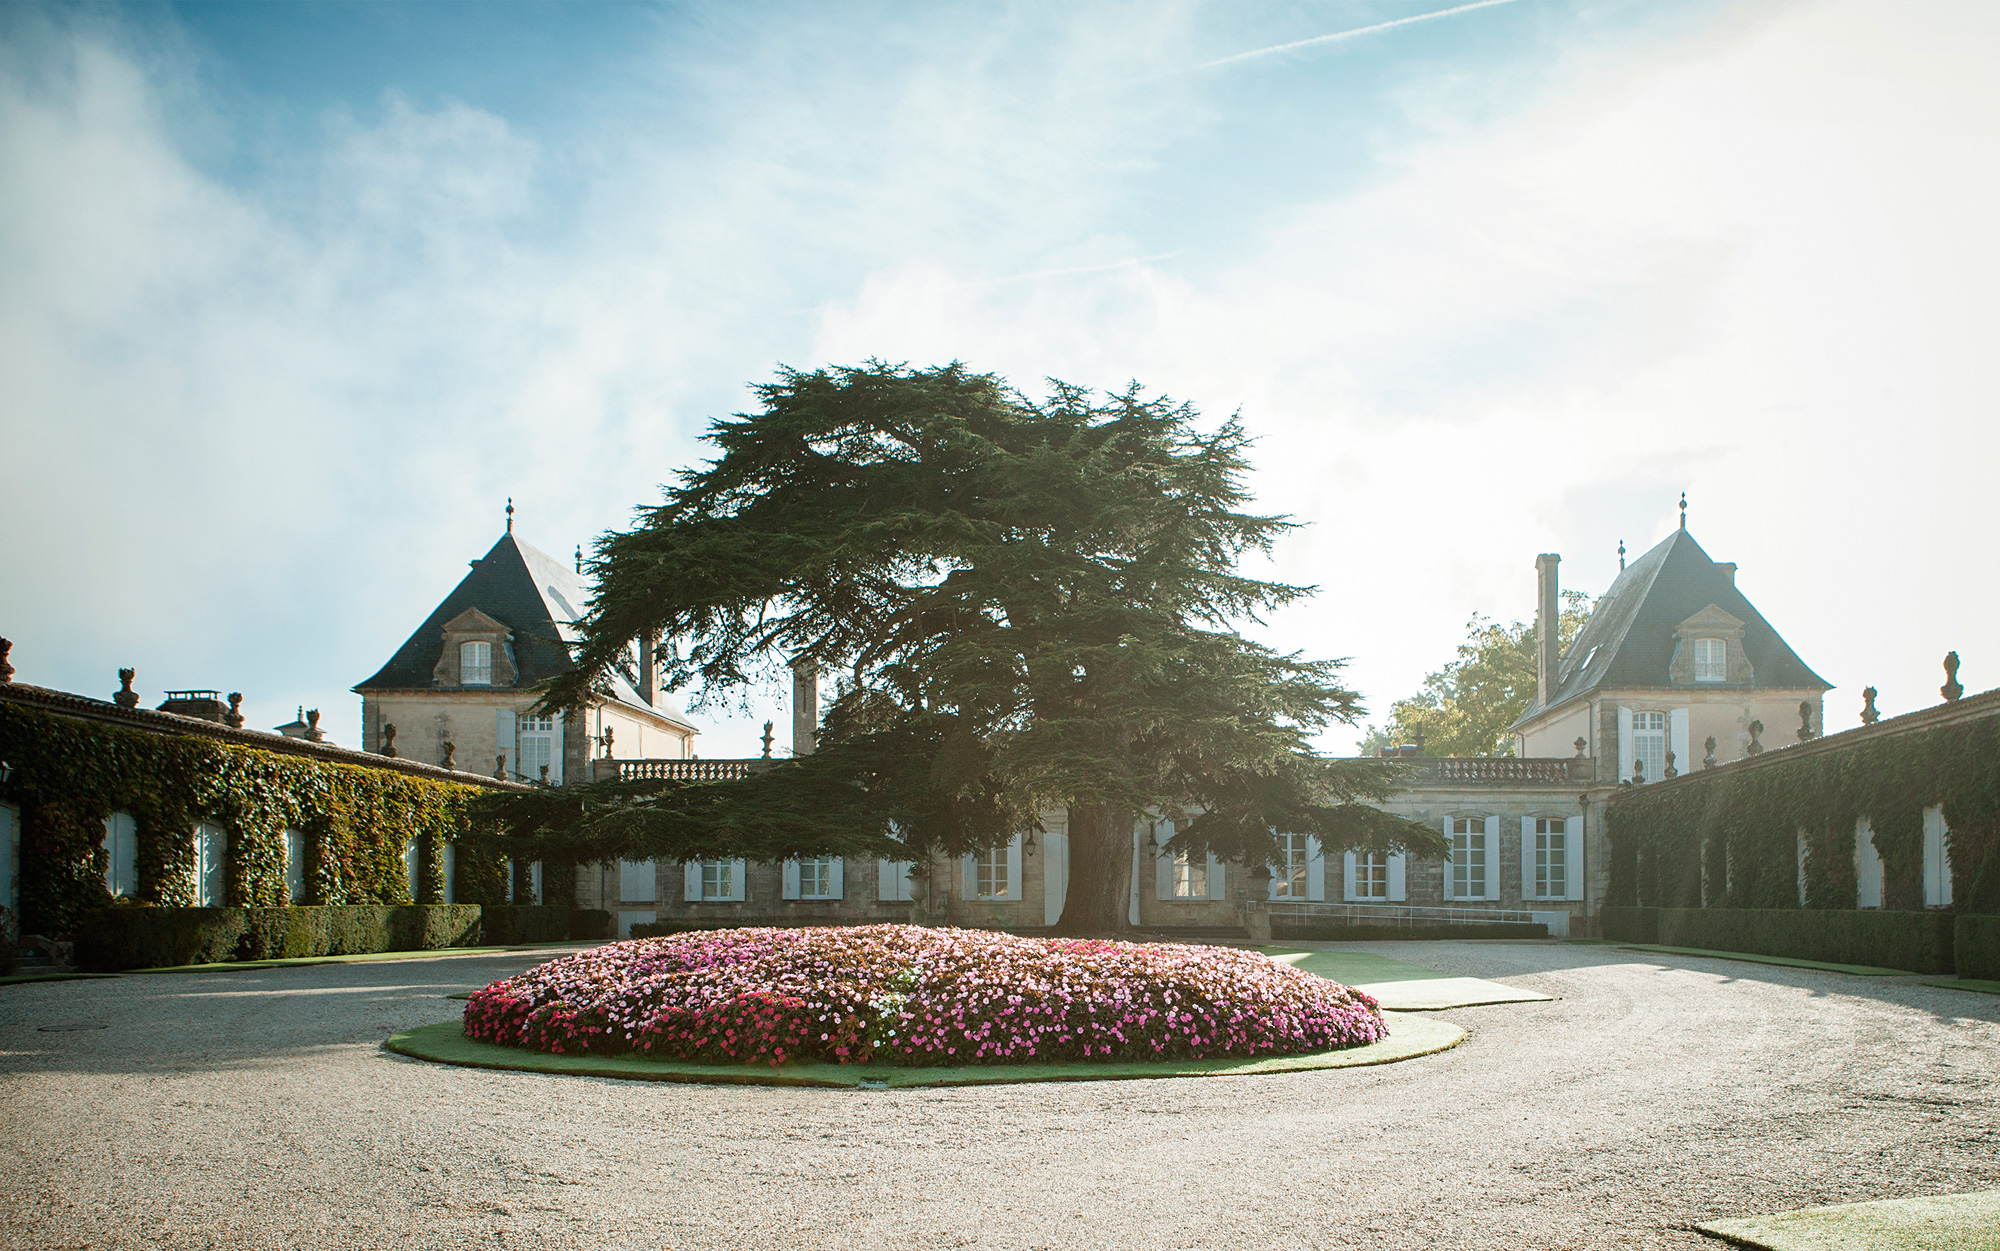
[1511,528,1829,730]
[354,531,695,731]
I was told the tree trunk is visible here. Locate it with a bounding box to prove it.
[1054,802,1133,935]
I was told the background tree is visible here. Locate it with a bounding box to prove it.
[525,362,1441,932]
[1358,592,1593,758]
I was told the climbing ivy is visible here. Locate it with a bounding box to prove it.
[0,703,510,934]
[1605,710,2000,914]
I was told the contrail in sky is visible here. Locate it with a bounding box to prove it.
[1196,0,1525,70]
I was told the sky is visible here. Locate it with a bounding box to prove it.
[3,0,1996,759]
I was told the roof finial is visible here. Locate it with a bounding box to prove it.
[1678,491,1687,530]
[505,497,514,534]
[1617,539,1626,571]
[574,545,582,573]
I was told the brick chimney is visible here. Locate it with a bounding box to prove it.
[791,658,818,756]
[1535,553,1561,710]
[637,630,660,707]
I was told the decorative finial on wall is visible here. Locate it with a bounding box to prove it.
[575,545,582,573]
[761,721,775,759]
[1632,758,1645,785]
[539,763,550,785]
[224,693,245,729]
[600,726,614,759]
[1941,651,1963,702]
[1618,539,1626,571]
[441,741,456,770]
[0,637,13,684]
[115,668,138,709]
[381,723,398,758]
[506,497,514,534]
[495,752,508,781]
[1663,750,1677,779]
[1703,735,1717,769]
[1745,719,1764,756]
[304,708,325,742]
[1860,687,1879,725]
[1797,701,1815,742]
[1573,736,1587,758]
[1679,491,1687,530]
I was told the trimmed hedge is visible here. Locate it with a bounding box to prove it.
[568,909,614,941]
[1956,915,2000,981]
[74,904,579,971]
[1601,906,1957,974]
[1271,923,1549,942]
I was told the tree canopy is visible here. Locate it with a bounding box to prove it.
[1358,592,1593,758]
[509,362,1441,931]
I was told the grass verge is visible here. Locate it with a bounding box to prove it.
[1696,1188,2000,1250]
[385,1010,1465,1088]
[1574,940,1911,977]
[1919,977,2000,996]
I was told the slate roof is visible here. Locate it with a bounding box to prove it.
[354,532,696,731]
[1511,528,1829,731]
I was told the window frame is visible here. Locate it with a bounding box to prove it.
[1692,638,1726,683]
[1532,817,1567,900]
[1354,850,1389,901]
[1631,710,1668,784]
[797,856,837,900]
[1449,817,1487,900]
[460,640,493,686]
[1271,831,1311,899]
[973,846,1010,900]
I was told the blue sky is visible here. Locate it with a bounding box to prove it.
[4,0,1996,757]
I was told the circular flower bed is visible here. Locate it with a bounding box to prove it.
[463,924,1385,1068]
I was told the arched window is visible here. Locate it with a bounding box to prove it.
[460,641,493,685]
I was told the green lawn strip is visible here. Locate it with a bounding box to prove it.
[1262,947,1554,1010]
[125,942,585,976]
[1605,944,1911,977]
[1919,977,2000,996]
[0,972,121,987]
[386,1010,1464,1088]
[1695,1188,2000,1250]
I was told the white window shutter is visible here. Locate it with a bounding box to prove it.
[1342,851,1357,901]
[441,844,456,905]
[1669,709,1690,775]
[1563,816,1584,901]
[286,829,308,903]
[1156,845,1175,900]
[1306,836,1326,901]
[1007,835,1024,901]
[1923,806,1952,907]
[549,712,565,785]
[1855,819,1883,909]
[1484,816,1502,900]
[530,859,543,905]
[1207,853,1226,900]
[1387,853,1407,902]
[782,859,801,900]
[878,857,908,902]
[1521,817,1538,900]
[828,857,845,900]
[495,709,516,776]
[1617,706,1634,782]
[728,859,747,901]
[683,861,702,902]
[962,854,978,899]
[1440,816,1455,901]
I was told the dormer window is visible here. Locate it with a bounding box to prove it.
[460,641,493,685]
[1693,638,1726,682]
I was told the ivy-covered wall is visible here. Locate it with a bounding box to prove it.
[0,703,514,935]
[1605,708,1999,914]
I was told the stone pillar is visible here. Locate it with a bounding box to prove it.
[791,658,818,756]
[1536,553,1561,710]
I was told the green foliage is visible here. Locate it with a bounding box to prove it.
[506,362,1440,928]
[1600,905,1960,975]
[0,703,507,935]
[1365,592,1593,757]
[74,903,486,970]
[1956,915,2000,981]
[1605,710,2000,913]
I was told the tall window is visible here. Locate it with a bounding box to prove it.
[699,859,734,901]
[1633,711,1667,783]
[518,714,554,783]
[284,827,308,903]
[1172,852,1208,898]
[798,857,837,899]
[1272,832,1310,899]
[102,812,139,899]
[974,847,1010,899]
[460,640,493,685]
[1449,818,1486,899]
[194,822,228,907]
[1355,851,1389,900]
[1533,818,1567,899]
[404,837,421,900]
[1692,638,1726,682]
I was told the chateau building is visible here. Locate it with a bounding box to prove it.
[359,516,1828,940]
[355,518,697,784]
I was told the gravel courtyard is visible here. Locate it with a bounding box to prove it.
[3,941,1996,1250]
